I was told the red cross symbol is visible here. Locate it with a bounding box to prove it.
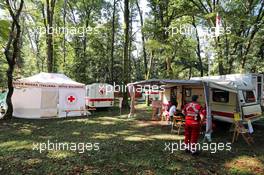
[67,96,76,103]
[99,88,105,95]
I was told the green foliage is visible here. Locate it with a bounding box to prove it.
[0,0,263,87]
[0,20,9,42]
[0,19,9,88]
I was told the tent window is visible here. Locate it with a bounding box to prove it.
[212,89,229,103]
[243,91,255,103]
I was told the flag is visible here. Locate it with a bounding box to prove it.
[215,13,222,37]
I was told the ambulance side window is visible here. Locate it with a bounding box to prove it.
[212,89,229,103]
[243,91,255,103]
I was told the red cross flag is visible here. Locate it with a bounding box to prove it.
[215,12,222,37]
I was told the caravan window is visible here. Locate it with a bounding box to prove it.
[243,91,256,103]
[212,89,229,103]
[185,89,191,97]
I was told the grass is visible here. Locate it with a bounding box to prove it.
[0,105,264,175]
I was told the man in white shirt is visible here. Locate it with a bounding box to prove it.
[169,100,177,124]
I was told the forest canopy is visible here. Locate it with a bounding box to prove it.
[0,0,263,87]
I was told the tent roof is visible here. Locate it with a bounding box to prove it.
[14,72,85,88]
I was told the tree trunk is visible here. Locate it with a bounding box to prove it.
[5,61,15,119]
[122,0,129,108]
[189,67,192,79]
[147,50,154,80]
[216,37,224,75]
[136,0,148,79]
[42,0,56,73]
[110,0,116,84]
[63,0,68,66]
[128,6,133,83]
[3,0,24,119]
[192,16,203,77]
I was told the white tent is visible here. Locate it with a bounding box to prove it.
[12,72,86,119]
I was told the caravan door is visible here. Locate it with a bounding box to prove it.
[238,90,262,122]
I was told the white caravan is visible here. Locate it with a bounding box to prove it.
[129,77,263,124]
[86,83,114,108]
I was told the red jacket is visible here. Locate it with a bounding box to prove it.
[182,102,205,122]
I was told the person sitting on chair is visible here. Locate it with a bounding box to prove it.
[168,100,178,125]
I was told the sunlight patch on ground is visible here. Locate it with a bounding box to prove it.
[97,117,123,121]
[99,121,117,125]
[135,104,152,110]
[118,115,130,119]
[24,158,42,166]
[133,121,158,128]
[47,150,75,159]
[17,128,32,135]
[0,140,32,151]
[124,134,153,141]
[38,135,54,140]
[91,133,116,139]
[225,156,264,174]
[60,119,94,124]
[115,130,135,136]
[132,120,168,128]
[72,131,80,136]
[149,134,184,141]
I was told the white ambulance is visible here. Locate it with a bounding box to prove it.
[85,83,114,108]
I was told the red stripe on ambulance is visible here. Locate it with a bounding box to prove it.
[86,98,114,102]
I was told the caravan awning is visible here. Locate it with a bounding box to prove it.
[128,79,163,86]
[206,81,239,93]
[192,77,255,93]
[128,79,202,87]
[129,77,255,93]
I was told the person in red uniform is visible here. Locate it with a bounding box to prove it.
[182,95,206,155]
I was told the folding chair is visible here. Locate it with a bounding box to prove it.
[171,116,185,135]
[232,120,254,145]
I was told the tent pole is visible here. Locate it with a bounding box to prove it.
[203,82,212,142]
[128,85,136,118]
